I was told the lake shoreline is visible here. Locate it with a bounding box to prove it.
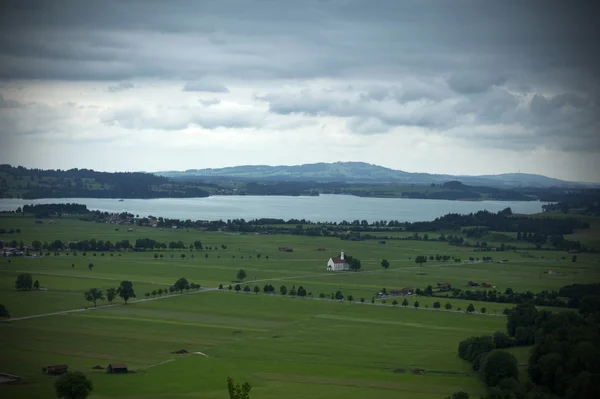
[0,195,550,224]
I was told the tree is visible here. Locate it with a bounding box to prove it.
[347,294,353,302]
[235,284,241,292]
[54,372,93,399]
[433,301,441,310]
[253,285,260,294]
[144,292,150,298]
[466,303,475,313]
[414,301,420,309]
[402,298,409,307]
[88,263,94,271]
[154,253,158,260]
[218,284,223,290]
[0,304,10,319]
[572,255,577,262]
[335,290,344,300]
[280,285,288,296]
[152,290,157,297]
[243,285,250,293]
[84,288,104,307]
[181,253,186,259]
[236,269,247,281]
[415,256,427,267]
[173,277,189,294]
[493,331,514,349]
[157,288,164,296]
[117,280,135,304]
[445,302,453,311]
[360,297,365,303]
[298,286,307,298]
[348,257,362,272]
[227,376,251,399]
[33,280,40,290]
[392,300,398,306]
[480,349,519,387]
[480,307,486,314]
[15,273,33,291]
[381,259,390,270]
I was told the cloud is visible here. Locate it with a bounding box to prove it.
[99,102,263,130]
[0,94,23,108]
[183,79,229,93]
[447,72,506,94]
[107,81,136,92]
[198,98,220,106]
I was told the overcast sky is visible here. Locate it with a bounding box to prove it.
[1,0,599,181]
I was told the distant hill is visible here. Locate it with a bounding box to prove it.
[157,162,587,188]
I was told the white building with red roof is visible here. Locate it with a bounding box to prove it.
[327,252,349,271]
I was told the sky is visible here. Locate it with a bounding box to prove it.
[0,0,599,182]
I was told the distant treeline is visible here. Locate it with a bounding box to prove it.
[541,188,600,216]
[78,207,590,251]
[19,203,89,216]
[0,165,209,199]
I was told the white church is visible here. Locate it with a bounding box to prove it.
[327,252,350,271]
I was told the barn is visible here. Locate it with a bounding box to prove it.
[107,363,128,374]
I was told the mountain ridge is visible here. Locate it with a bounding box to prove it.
[156,161,590,188]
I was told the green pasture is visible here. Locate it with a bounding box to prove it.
[1,214,599,398]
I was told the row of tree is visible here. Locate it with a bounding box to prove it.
[83,281,135,306]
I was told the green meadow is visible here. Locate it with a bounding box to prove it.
[1,214,599,398]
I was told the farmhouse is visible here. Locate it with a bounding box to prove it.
[468,281,479,287]
[482,282,492,288]
[107,363,128,374]
[388,287,414,296]
[437,282,452,291]
[46,364,68,375]
[327,252,349,271]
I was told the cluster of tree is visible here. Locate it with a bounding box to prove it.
[83,281,135,306]
[0,228,21,234]
[505,302,600,398]
[0,165,210,199]
[18,203,89,216]
[14,273,40,291]
[457,335,523,398]
[277,285,308,297]
[344,255,362,272]
[437,287,569,308]
[558,283,600,314]
[541,188,600,216]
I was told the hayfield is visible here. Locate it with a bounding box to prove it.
[1,214,599,398]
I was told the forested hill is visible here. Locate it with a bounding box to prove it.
[0,165,210,199]
[158,161,586,188]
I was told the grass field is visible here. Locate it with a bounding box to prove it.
[1,214,599,398]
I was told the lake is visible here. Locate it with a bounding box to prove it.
[0,195,549,223]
